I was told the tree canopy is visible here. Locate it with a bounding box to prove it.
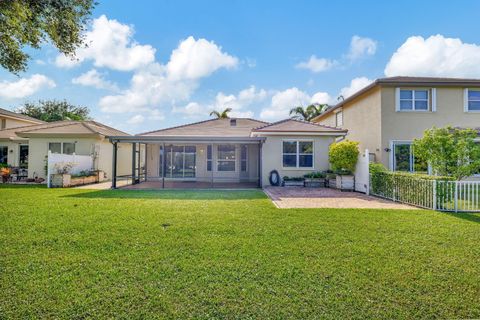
[16,100,91,122]
[210,108,232,119]
[289,104,328,121]
[413,126,480,180]
[0,0,95,74]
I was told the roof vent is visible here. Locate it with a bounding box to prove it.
[230,119,237,126]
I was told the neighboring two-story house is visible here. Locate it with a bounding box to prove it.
[0,108,45,167]
[313,77,480,173]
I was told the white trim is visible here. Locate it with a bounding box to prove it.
[431,88,437,112]
[464,88,469,112]
[281,139,314,170]
[464,88,480,113]
[395,87,400,111]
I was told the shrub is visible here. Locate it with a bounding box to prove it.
[304,171,326,179]
[329,140,359,173]
[283,176,304,181]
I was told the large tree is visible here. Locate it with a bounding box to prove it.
[289,103,328,121]
[16,100,91,122]
[210,108,232,119]
[413,126,480,180]
[0,0,95,74]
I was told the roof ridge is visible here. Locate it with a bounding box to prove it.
[252,118,344,131]
[87,120,130,135]
[137,118,269,136]
[0,107,46,123]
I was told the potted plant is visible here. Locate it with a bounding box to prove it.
[70,170,99,186]
[328,140,359,191]
[282,176,305,187]
[50,162,75,187]
[1,166,12,183]
[303,171,326,187]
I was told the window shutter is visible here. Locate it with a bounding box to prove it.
[431,88,437,112]
[464,88,469,112]
[395,88,400,111]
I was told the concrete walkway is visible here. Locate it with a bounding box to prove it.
[264,186,416,209]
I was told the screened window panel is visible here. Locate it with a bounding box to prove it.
[48,143,61,154]
[63,143,75,155]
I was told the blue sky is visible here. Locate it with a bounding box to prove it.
[1,0,480,133]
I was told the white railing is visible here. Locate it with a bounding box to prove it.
[370,172,480,212]
[436,181,480,212]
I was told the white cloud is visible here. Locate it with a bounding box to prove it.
[99,37,239,114]
[72,69,118,91]
[339,77,373,99]
[347,36,377,60]
[385,35,480,78]
[260,87,311,120]
[296,55,336,73]
[0,74,55,99]
[310,92,332,104]
[127,114,145,124]
[55,15,156,71]
[173,86,266,118]
[166,36,238,81]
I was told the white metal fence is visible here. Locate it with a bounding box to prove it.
[369,172,480,212]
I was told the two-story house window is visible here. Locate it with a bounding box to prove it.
[391,141,428,173]
[465,89,480,112]
[399,89,429,111]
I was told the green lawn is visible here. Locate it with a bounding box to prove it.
[1,185,480,319]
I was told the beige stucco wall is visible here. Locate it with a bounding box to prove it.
[315,87,382,161]
[260,135,336,186]
[146,143,259,183]
[379,86,480,168]
[27,136,131,180]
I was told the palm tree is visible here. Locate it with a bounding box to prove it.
[289,103,328,121]
[209,107,232,119]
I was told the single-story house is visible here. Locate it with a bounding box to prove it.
[108,118,347,188]
[2,119,132,181]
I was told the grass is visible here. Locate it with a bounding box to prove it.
[1,185,480,319]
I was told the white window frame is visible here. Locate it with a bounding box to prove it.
[282,140,314,170]
[0,118,6,130]
[464,88,480,113]
[206,145,213,172]
[390,140,430,173]
[48,142,76,155]
[396,88,430,112]
[217,144,236,172]
[335,110,343,127]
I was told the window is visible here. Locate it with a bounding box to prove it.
[230,119,237,126]
[48,142,75,154]
[282,141,313,168]
[399,89,429,111]
[392,142,427,173]
[466,89,480,111]
[63,143,75,155]
[206,145,212,171]
[19,145,28,168]
[165,145,196,178]
[48,142,62,154]
[335,111,343,127]
[241,145,247,172]
[1,118,6,129]
[217,145,236,171]
[0,146,7,164]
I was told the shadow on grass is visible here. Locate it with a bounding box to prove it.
[0,183,46,189]
[62,189,268,200]
[444,212,480,224]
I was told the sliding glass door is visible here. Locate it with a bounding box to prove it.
[162,145,196,178]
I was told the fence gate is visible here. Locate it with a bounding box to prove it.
[354,149,370,193]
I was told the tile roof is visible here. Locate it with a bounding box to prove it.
[139,118,269,137]
[13,120,129,137]
[0,107,45,124]
[252,118,347,133]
